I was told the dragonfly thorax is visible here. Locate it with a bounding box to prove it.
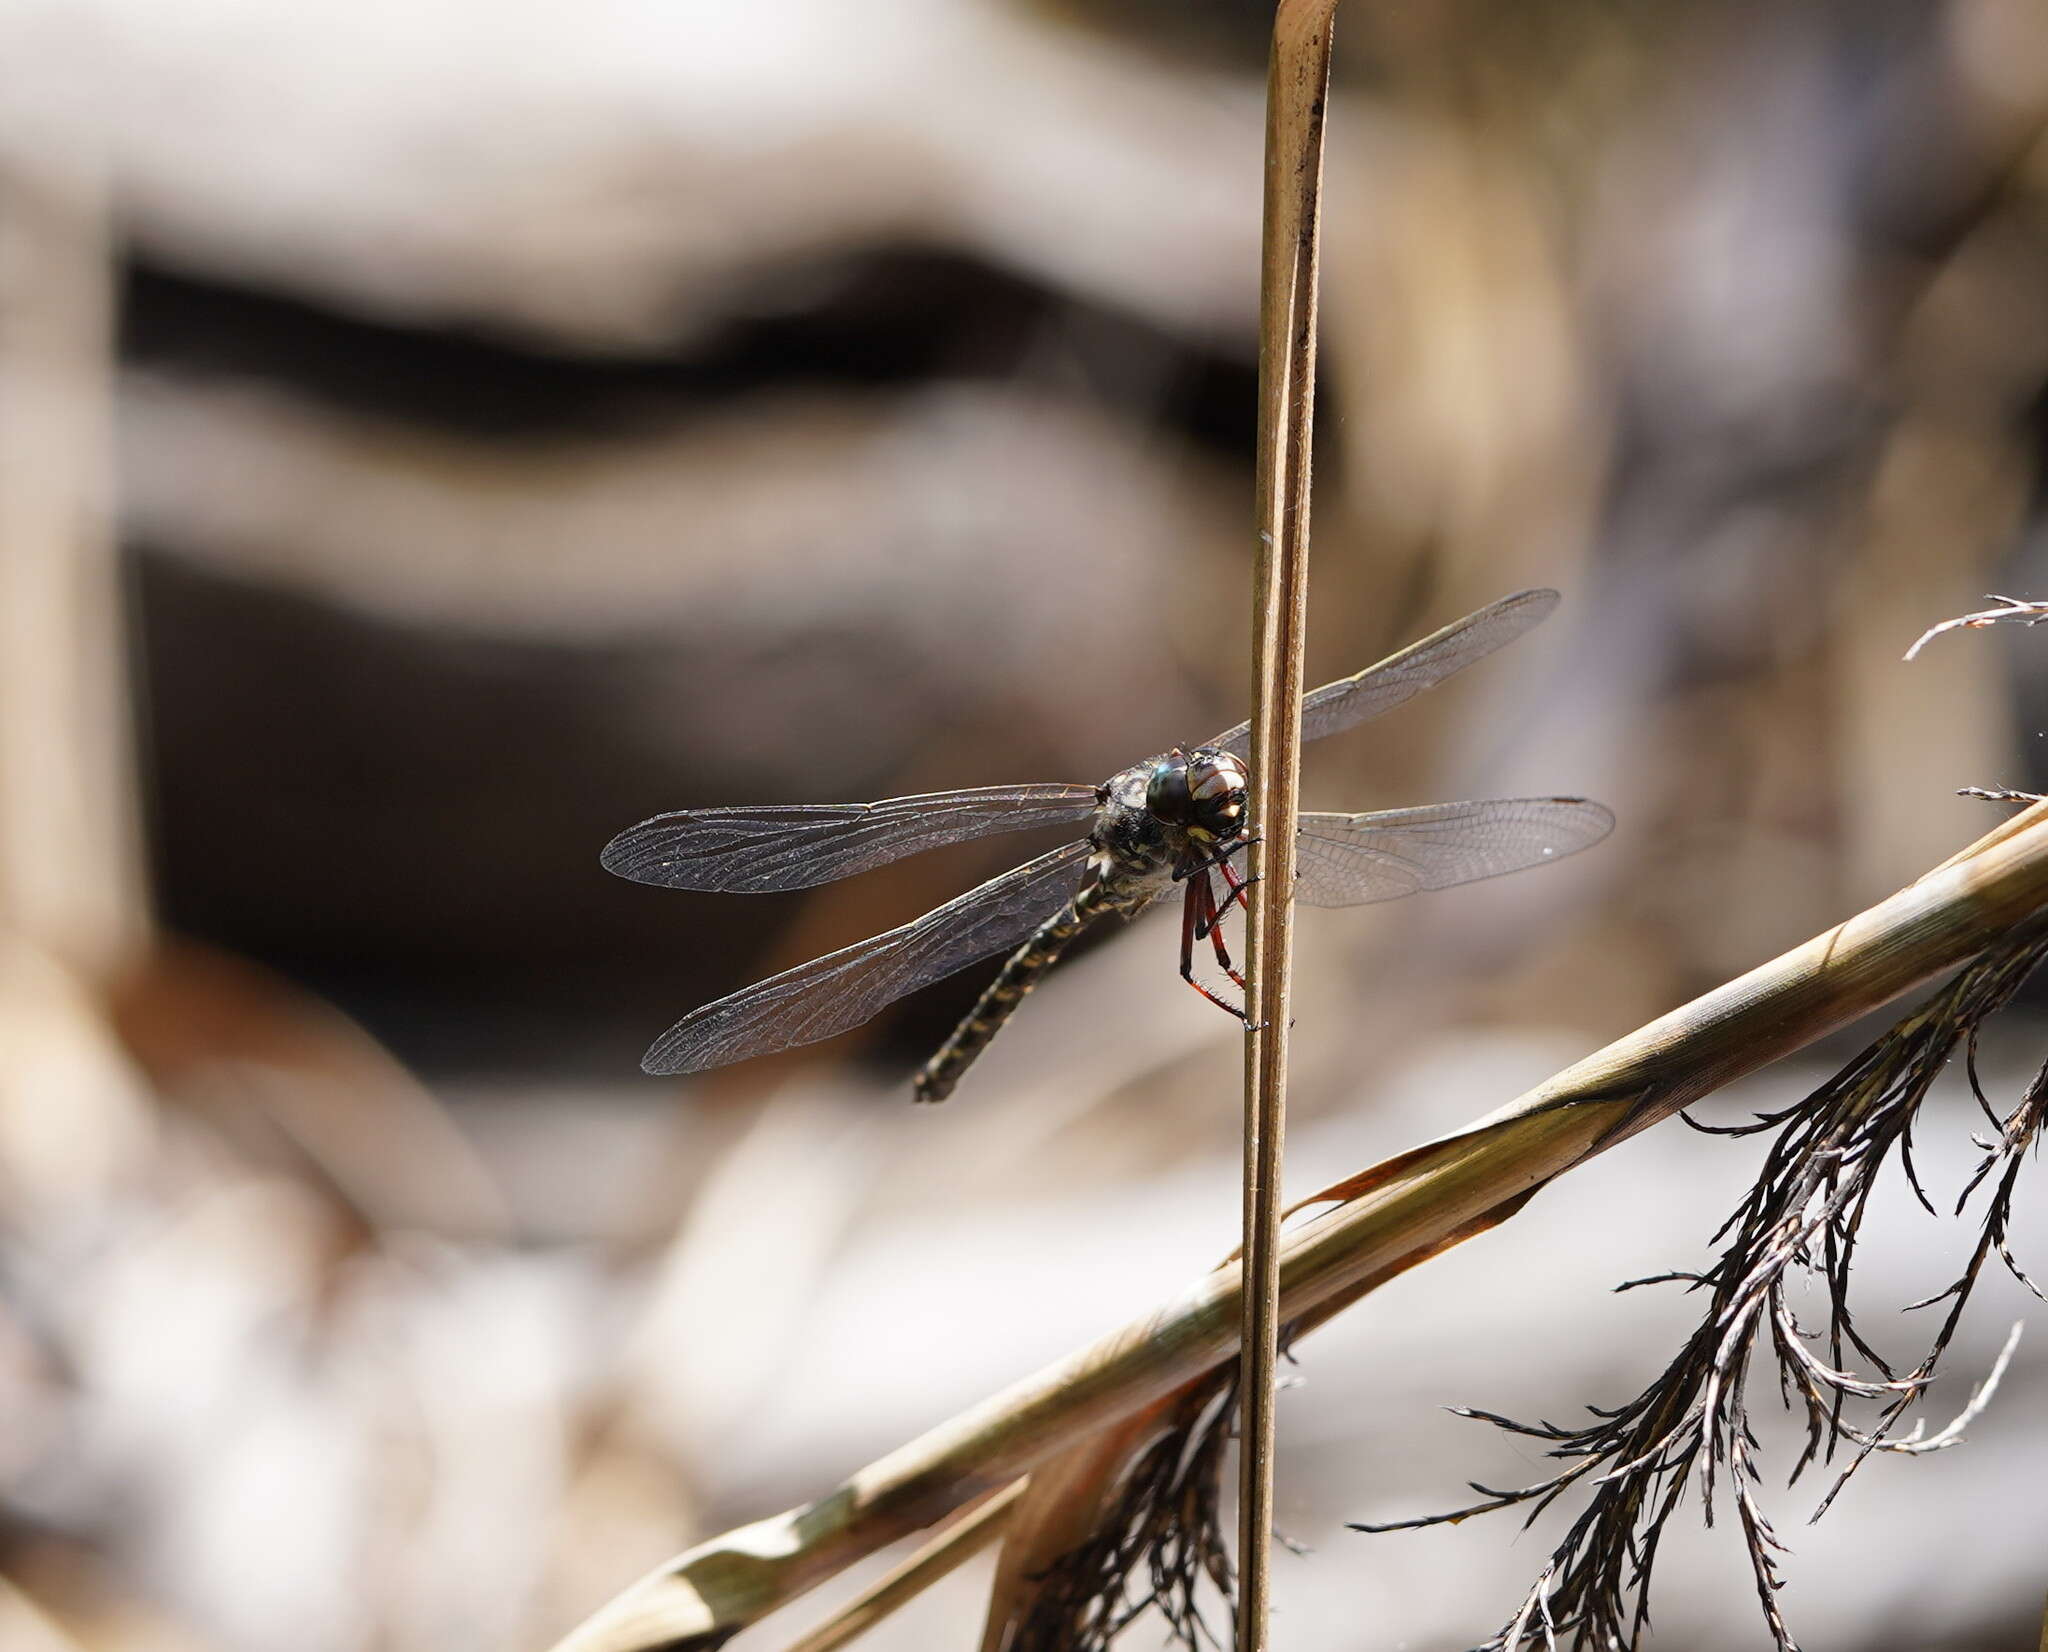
[1089,745,1252,893]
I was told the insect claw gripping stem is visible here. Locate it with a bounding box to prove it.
[1185,976,1253,1022]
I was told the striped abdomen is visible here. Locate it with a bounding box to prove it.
[913,893,1105,1104]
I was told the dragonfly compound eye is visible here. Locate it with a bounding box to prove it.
[1186,751,1249,838]
[1145,752,1194,823]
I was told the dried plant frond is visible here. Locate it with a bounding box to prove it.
[993,1204,1537,1652]
[1005,1367,1237,1652]
[1356,915,2048,1652]
[1904,594,2048,660]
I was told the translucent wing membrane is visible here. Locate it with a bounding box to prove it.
[1294,798,1613,908]
[601,784,1099,894]
[1210,588,1560,758]
[642,840,1092,1075]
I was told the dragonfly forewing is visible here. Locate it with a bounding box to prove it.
[1209,589,1561,759]
[601,783,1099,894]
[1294,797,1613,907]
[641,839,1093,1074]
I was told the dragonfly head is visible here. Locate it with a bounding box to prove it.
[1146,746,1249,843]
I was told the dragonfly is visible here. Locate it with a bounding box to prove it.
[603,588,1612,1103]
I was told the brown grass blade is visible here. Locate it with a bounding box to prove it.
[548,801,2048,1652]
[772,1483,1023,1652]
[970,1192,1538,1652]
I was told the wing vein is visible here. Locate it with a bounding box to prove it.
[602,784,1099,893]
[1293,798,1613,907]
[1209,589,1560,756]
[642,840,1092,1074]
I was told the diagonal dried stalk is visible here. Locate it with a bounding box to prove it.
[778,1485,1025,1652]
[971,1194,1537,1652]
[1239,3,1339,1647]
[1357,910,2048,1651]
[551,803,2048,1652]
[1904,594,2048,661]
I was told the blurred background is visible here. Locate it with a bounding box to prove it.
[2,1,2046,1648]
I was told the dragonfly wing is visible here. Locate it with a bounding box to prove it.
[642,840,1093,1074]
[602,783,1099,893]
[1209,589,1561,758]
[1294,798,1613,908]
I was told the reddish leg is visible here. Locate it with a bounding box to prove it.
[1198,870,1248,989]
[1214,850,1259,917]
[1174,833,1261,889]
[1195,851,1258,940]
[1179,878,1249,1021]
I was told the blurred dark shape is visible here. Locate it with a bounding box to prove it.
[122,254,1259,455]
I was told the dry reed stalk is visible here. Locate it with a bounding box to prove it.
[0,146,147,976]
[958,1196,1536,1652]
[775,1484,1024,1652]
[1239,5,1337,1645]
[0,140,162,1211]
[549,801,2048,1652]
[1905,596,2048,661]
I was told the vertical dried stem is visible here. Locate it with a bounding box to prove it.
[0,142,148,977]
[1240,4,1337,1647]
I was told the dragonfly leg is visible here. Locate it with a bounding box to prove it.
[1183,837,1259,936]
[1213,852,1262,916]
[1173,833,1260,885]
[1179,879,1249,1021]
[1195,855,1261,938]
[1198,871,1248,989]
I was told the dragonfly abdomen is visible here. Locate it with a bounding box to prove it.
[912,881,1134,1104]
